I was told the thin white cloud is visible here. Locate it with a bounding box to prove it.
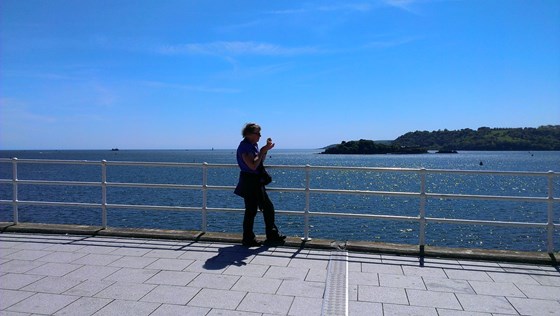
[318,3,374,12]
[382,0,449,14]
[159,41,319,56]
[365,36,420,48]
[266,8,309,15]
[0,98,57,124]
[216,19,264,33]
[267,2,375,14]
[140,81,241,94]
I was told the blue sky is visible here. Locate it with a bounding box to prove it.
[1,0,559,149]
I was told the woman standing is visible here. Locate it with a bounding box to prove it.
[234,123,286,247]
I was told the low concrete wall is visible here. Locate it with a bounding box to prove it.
[1,222,557,266]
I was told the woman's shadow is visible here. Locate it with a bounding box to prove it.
[203,245,269,270]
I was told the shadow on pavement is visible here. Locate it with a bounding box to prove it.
[203,244,270,270]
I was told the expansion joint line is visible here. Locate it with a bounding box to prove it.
[321,249,348,316]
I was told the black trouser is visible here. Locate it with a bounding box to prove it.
[243,185,279,242]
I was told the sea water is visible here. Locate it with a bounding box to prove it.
[0,150,558,251]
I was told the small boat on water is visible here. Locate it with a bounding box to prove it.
[436,149,458,154]
[111,148,119,151]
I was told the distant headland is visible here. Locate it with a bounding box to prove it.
[322,139,428,155]
[322,125,560,154]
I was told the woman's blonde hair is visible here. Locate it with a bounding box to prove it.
[242,123,261,137]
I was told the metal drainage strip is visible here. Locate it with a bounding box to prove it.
[321,250,348,316]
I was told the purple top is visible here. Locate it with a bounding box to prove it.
[237,138,259,174]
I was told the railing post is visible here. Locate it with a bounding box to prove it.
[12,157,18,225]
[101,160,107,229]
[202,162,208,233]
[302,164,312,241]
[419,168,427,253]
[546,170,554,254]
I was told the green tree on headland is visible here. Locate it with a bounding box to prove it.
[393,125,560,150]
[321,139,427,155]
[322,125,560,154]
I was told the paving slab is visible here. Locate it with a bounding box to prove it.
[288,296,323,316]
[402,265,447,278]
[139,284,200,305]
[223,262,270,277]
[250,254,291,266]
[288,257,328,270]
[382,303,438,316]
[6,293,79,315]
[150,304,210,316]
[102,267,158,283]
[358,285,408,304]
[530,274,560,286]
[348,270,379,286]
[423,277,475,294]
[188,288,246,309]
[107,256,158,269]
[378,273,426,290]
[487,271,540,285]
[348,300,382,316]
[35,251,87,263]
[277,279,326,298]
[144,270,199,286]
[208,309,262,316]
[1,232,559,316]
[0,289,35,310]
[455,293,518,314]
[468,280,526,297]
[361,262,403,275]
[62,279,115,297]
[108,246,151,257]
[21,276,82,294]
[64,265,120,281]
[26,262,82,277]
[4,250,51,261]
[94,282,156,301]
[507,296,560,315]
[185,259,228,274]
[144,258,194,271]
[516,282,560,300]
[143,248,184,259]
[188,273,240,290]
[436,309,491,316]
[263,266,309,280]
[406,289,462,310]
[0,260,46,273]
[71,254,122,266]
[0,274,45,290]
[444,269,493,281]
[306,268,327,282]
[231,275,283,294]
[53,297,112,316]
[74,245,118,255]
[91,299,160,316]
[237,292,294,315]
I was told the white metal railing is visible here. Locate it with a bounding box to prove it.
[0,158,558,253]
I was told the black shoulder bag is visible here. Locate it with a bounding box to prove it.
[257,163,272,185]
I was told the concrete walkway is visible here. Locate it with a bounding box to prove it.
[1,233,559,316]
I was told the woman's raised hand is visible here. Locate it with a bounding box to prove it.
[263,137,275,151]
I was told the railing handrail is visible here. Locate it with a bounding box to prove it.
[0,157,558,253]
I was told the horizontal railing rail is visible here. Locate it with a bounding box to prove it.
[0,158,558,253]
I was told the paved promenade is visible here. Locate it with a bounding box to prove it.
[1,233,559,315]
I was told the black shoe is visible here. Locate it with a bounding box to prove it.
[242,239,262,247]
[264,235,286,245]
[268,233,286,241]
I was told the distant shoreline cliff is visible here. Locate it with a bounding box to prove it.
[322,125,560,154]
[321,139,427,155]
